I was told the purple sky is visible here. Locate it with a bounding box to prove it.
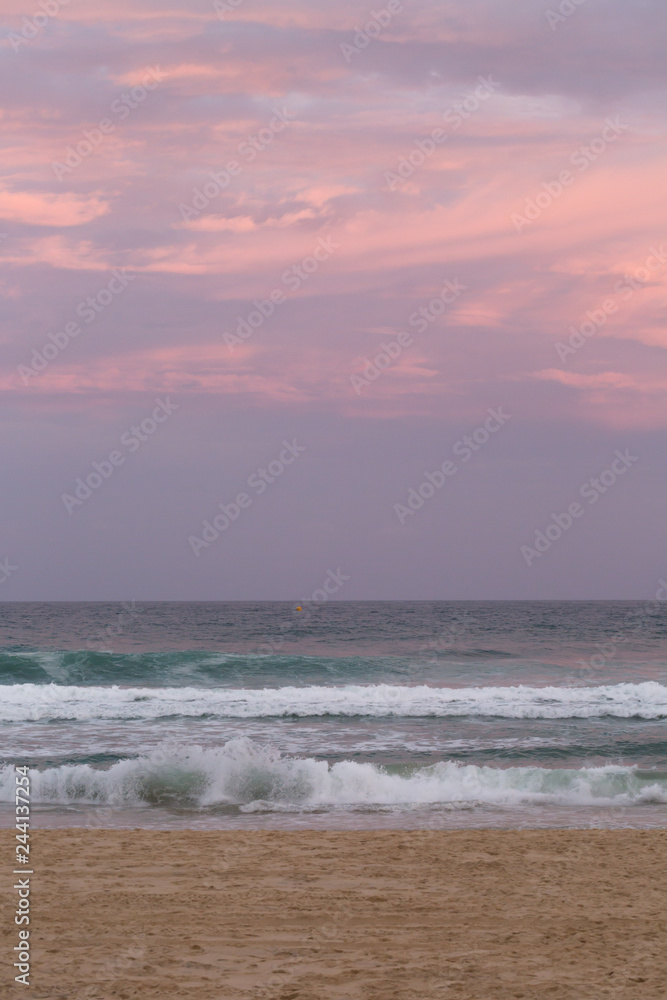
[1,0,666,599]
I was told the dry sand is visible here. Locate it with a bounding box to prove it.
[2,829,666,999]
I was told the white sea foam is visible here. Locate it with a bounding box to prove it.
[3,681,667,721]
[1,740,666,811]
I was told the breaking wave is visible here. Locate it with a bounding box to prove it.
[2,740,667,812]
[4,681,667,722]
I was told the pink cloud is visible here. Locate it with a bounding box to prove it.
[0,190,108,227]
[533,370,639,389]
[1,0,666,437]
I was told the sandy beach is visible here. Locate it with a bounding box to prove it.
[2,829,666,998]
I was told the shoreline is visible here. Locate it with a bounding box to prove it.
[2,828,665,998]
[2,807,667,831]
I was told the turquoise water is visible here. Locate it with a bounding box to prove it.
[1,601,667,829]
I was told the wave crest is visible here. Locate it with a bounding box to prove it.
[3,681,667,721]
[2,740,667,812]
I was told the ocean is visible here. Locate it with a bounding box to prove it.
[1,600,667,830]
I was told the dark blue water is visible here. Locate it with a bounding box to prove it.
[1,601,667,829]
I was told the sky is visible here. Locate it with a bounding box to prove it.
[1,0,666,600]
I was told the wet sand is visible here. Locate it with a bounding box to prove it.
[2,829,666,998]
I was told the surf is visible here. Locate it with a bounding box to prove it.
[4,680,667,722]
[2,739,667,812]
